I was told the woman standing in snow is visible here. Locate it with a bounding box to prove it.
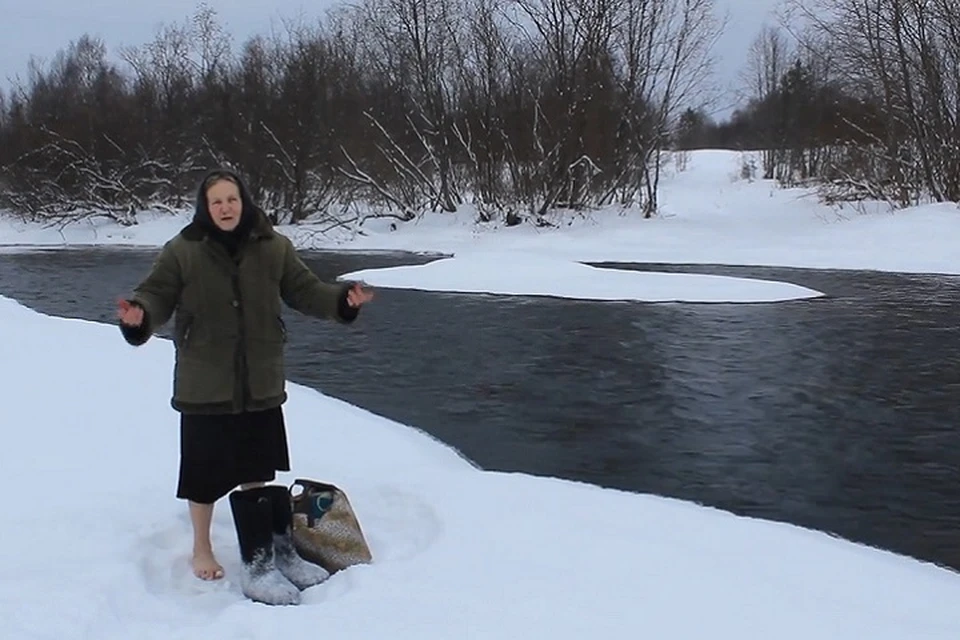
[117,168,373,605]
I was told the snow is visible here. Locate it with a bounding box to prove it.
[1,149,959,633]
[1,294,959,638]
[321,150,960,275]
[12,148,960,303]
[338,251,823,302]
[3,149,959,277]
[0,208,192,248]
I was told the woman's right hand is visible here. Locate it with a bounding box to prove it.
[117,298,144,327]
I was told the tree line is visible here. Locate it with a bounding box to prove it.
[0,0,718,228]
[2,0,956,231]
[676,0,960,208]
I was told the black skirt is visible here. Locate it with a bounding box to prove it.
[176,406,291,504]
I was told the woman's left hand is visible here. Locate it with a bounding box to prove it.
[346,282,375,308]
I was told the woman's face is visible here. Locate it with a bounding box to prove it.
[206,179,243,231]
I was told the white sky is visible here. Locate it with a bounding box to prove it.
[0,0,784,121]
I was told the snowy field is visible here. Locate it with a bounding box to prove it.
[2,150,958,306]
[2,149,960,636]
[2,150,959,278]
[1,295,960,639]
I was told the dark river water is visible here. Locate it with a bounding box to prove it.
[1,246,959,574]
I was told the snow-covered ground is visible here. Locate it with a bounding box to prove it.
[325,148,960,302]
[338,250,824,303]
[329,150,960,276]
[2,150,958,276]
[1,295,959,639]
[2,149,957,305]
[2,149,959,636]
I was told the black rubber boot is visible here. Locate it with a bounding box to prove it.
[261,484,330,590]
[229,488,301,605]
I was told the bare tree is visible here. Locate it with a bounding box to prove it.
[0,35,183,224]
[0,88,7,132]
[783,0,960,205]
[0,0,731,232]
[502,0,624,216]
[350,0,466,214]
[606,0,722,215]
[741,24,791,177]
[118,15,201,198]
[191,2,232,82]
[449,0,512,219]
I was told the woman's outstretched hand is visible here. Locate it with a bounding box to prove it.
[117,298,144,327]
[346,282,374,308]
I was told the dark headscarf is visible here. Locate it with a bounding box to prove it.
[193,168,260,256]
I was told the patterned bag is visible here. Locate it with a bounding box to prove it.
[288,478,373,573]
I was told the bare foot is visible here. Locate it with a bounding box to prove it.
[192,547,224,581]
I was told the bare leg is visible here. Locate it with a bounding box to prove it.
[189,484,264,579]
[189,501,224,580]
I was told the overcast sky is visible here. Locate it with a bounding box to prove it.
[0,0,786,121]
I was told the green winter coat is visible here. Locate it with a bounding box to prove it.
[122,211,357,414]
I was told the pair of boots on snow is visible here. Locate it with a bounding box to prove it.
[229,484,329,605]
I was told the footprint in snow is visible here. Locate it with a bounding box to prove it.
[135,511,241,610]
[354,485,443,564]
[132,485,441,606]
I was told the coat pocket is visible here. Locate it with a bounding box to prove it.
[173,347,234,405]
[174,313,194,349]
[246,338,286,401]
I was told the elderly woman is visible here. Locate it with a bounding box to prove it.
[117,168,373,605]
